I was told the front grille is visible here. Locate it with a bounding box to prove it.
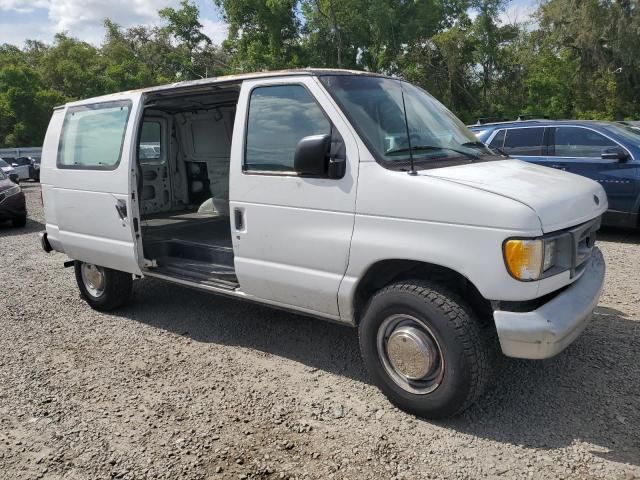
[569,217,600,277]
[0,192,5,204]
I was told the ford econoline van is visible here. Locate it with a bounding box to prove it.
[39,69,606,418]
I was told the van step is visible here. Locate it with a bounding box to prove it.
[154,256,239,290]
[144,239,234,268]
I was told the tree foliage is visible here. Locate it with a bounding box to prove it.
[1,0,640,147]
[214,0,301,70]
[0,1,228,146]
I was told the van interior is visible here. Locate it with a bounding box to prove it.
[136,83,241,290]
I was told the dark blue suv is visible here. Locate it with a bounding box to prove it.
[470,120,640,227]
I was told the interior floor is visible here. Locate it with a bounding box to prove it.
[142,211,232,248]
[141,212,237,289]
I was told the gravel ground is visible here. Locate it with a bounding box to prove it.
[0,182,638,480]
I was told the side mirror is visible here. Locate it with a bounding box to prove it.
[294,134,331,176]
[327,155,346,179]
[8,173,19,183]
[601,147,629,161]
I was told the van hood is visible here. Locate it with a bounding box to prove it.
[423,159,607,232]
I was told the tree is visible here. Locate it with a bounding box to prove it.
[160,0,211,58]
[214,0,301,70]
[535,0,640,119]
[0,65,65,146]
[3,0,640,147]
[37,34,107,99]
[0,0,230,147]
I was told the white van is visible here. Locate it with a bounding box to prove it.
[39,69,606,418]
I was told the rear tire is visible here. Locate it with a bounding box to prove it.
[74,261,132,311]
[11,215,26,228]
[359,279,492,419]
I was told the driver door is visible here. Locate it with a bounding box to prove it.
[547,126,637,213]
[229,77,359,318]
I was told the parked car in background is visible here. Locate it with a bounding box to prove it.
[0,158,18,182]
[4,156,32,181]
[471,120,640,228]
[24,156,41,181]
[0,168,26,227]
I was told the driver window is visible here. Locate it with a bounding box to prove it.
[245,85,331,172]
[552,127,616,158]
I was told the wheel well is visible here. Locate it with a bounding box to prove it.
[353,260,493,326]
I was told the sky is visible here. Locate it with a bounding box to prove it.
[0,0,228,47]
[0,0,536,49]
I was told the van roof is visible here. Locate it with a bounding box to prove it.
[61,68,387,107]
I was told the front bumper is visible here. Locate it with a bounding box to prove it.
[0,192,26,220]
[494,247,605,359]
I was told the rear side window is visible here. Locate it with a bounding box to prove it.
[552,127,616,157]
[503,128,545,156]
[58,101,131,170]
[245,85,330,172]
[489,129,505,148]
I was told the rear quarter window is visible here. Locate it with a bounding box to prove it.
[57,101,132,170]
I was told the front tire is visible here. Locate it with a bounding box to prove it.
[359,280,492,419]
[74,261,133,311]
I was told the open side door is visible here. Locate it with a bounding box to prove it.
[46,93,144,274]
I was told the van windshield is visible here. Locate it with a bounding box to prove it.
[319,75,496,170]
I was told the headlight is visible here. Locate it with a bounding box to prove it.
[543,239,556,271]
[503,234,572,281]
[4,185,21,198]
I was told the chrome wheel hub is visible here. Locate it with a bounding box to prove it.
[387,326,437,380]
[377,314,445,395]
[81,263,105,298]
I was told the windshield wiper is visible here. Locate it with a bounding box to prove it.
[461,140,508,157]
[386,144,480,160]
[460,141,488,149]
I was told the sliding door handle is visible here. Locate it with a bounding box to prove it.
[234,208,244,230]
[115,199,128,220]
